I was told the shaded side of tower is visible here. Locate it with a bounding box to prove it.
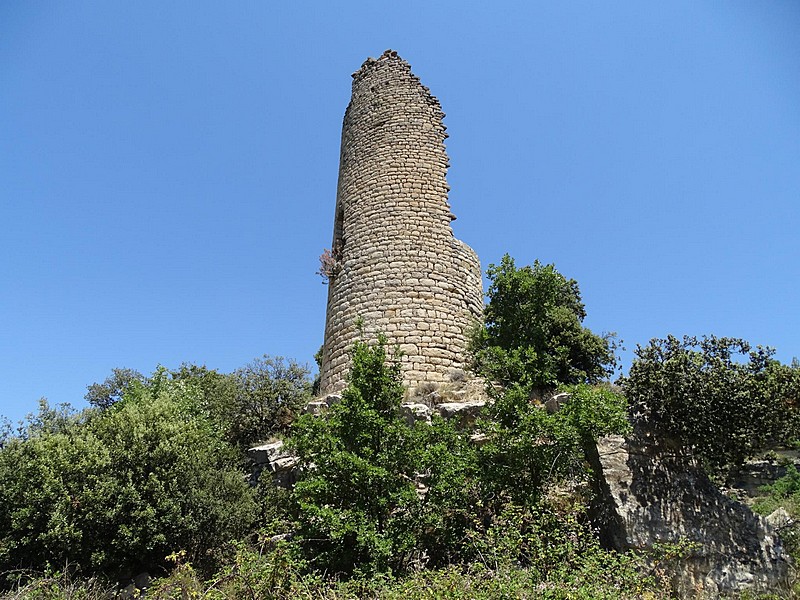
[318,50,484,396]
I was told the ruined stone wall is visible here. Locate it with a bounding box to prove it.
[318,50,484,396]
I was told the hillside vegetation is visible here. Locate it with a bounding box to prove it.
[1,255,798,599]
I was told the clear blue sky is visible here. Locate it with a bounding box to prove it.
[2,2,798,423]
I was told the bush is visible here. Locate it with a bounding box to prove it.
[470,254,617,392]
[752,465,800,562]
[0,369,256,582]
[622,335,800,470]
[289,333,631,577]
[89,357,313,452]
[229,356,312,448]
[478,384,630,507]
[290,337,424,576]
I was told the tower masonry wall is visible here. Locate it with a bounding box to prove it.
[318,50,484,396]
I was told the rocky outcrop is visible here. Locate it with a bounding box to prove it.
[727,448,800,497]
[400,403,432,426]
[248,440,299,488]
[589,431,792,597]
[436,401,485,426]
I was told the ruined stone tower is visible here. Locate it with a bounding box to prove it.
[318,50,483,395]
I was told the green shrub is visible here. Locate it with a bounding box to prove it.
[478,384,630,507]
[229,356,312,447]
[290,336,424,576]
[0,369,256,582]
[470,254,617,392]
[89,357,313,452]
[622,335,800,470]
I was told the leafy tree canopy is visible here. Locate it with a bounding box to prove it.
[85,367,145,410]
[230,356,312,447]
[0,368,256,581]
[84,356,312,450]
[622,335,800,470]
[470,254,617,392]
[290,337,424,575]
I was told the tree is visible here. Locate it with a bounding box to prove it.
[85,368,145,410]
[0,369,256,581]
[470,254,617,392]
[289,337,424,575]
[478,384,630,508]
[287,334,631,576]
[93,357,312,452]
[622,335,800,470]
[230,356,312,448]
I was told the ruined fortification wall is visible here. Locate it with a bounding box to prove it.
[318,50,484,395]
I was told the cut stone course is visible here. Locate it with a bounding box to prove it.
[318,50,483,396]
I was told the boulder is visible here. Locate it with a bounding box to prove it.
[304,400,328,415]
[469,432,490,446]
[401,403,432,426]
[247,440,285,465]
[248,440,299,488]
[545,392,571,414]
[436,401,485,426]
[589,431,792,597]
[767,507,794,530]
[324,394,342,407]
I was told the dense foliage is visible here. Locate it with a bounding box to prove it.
[229,356,312,447]
[84,367,145,410]
[87,358,311,451]
[168,357,312,450]
[478,384,630,507]
[622,335,800,470]
[470,254,617,391]
[0,369,256,580]
[0,332,650,597]
[6,252,800,597]
[286,333,632,582]
[290,337,424,575]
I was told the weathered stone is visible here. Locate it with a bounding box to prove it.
[324,394,342,407]
[470,432,490,446]
[545,392,571,414]
[304,400,328,415]
[268,455,299,473]
[401,403,432,426]
[318,50,483,396]
[767,507,793,530]
[247,440,285,465]
[589,431,792,597]
[248,440,299,489]
[436,401,485,426]
[727,449,800,497]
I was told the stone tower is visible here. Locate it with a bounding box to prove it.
[318,50,483,396]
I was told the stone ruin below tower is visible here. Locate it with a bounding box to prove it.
[317,50,484,396]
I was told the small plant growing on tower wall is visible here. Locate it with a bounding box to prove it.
[316,243,342,284]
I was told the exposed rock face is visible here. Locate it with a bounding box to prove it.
[727,448,800,497]
[589,431,792,597]
[400,403,432,426]
[436,401,485,426]
[318,50,483,396]
[248,440,298,488]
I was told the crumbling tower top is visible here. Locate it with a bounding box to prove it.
[318,50,483,395]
